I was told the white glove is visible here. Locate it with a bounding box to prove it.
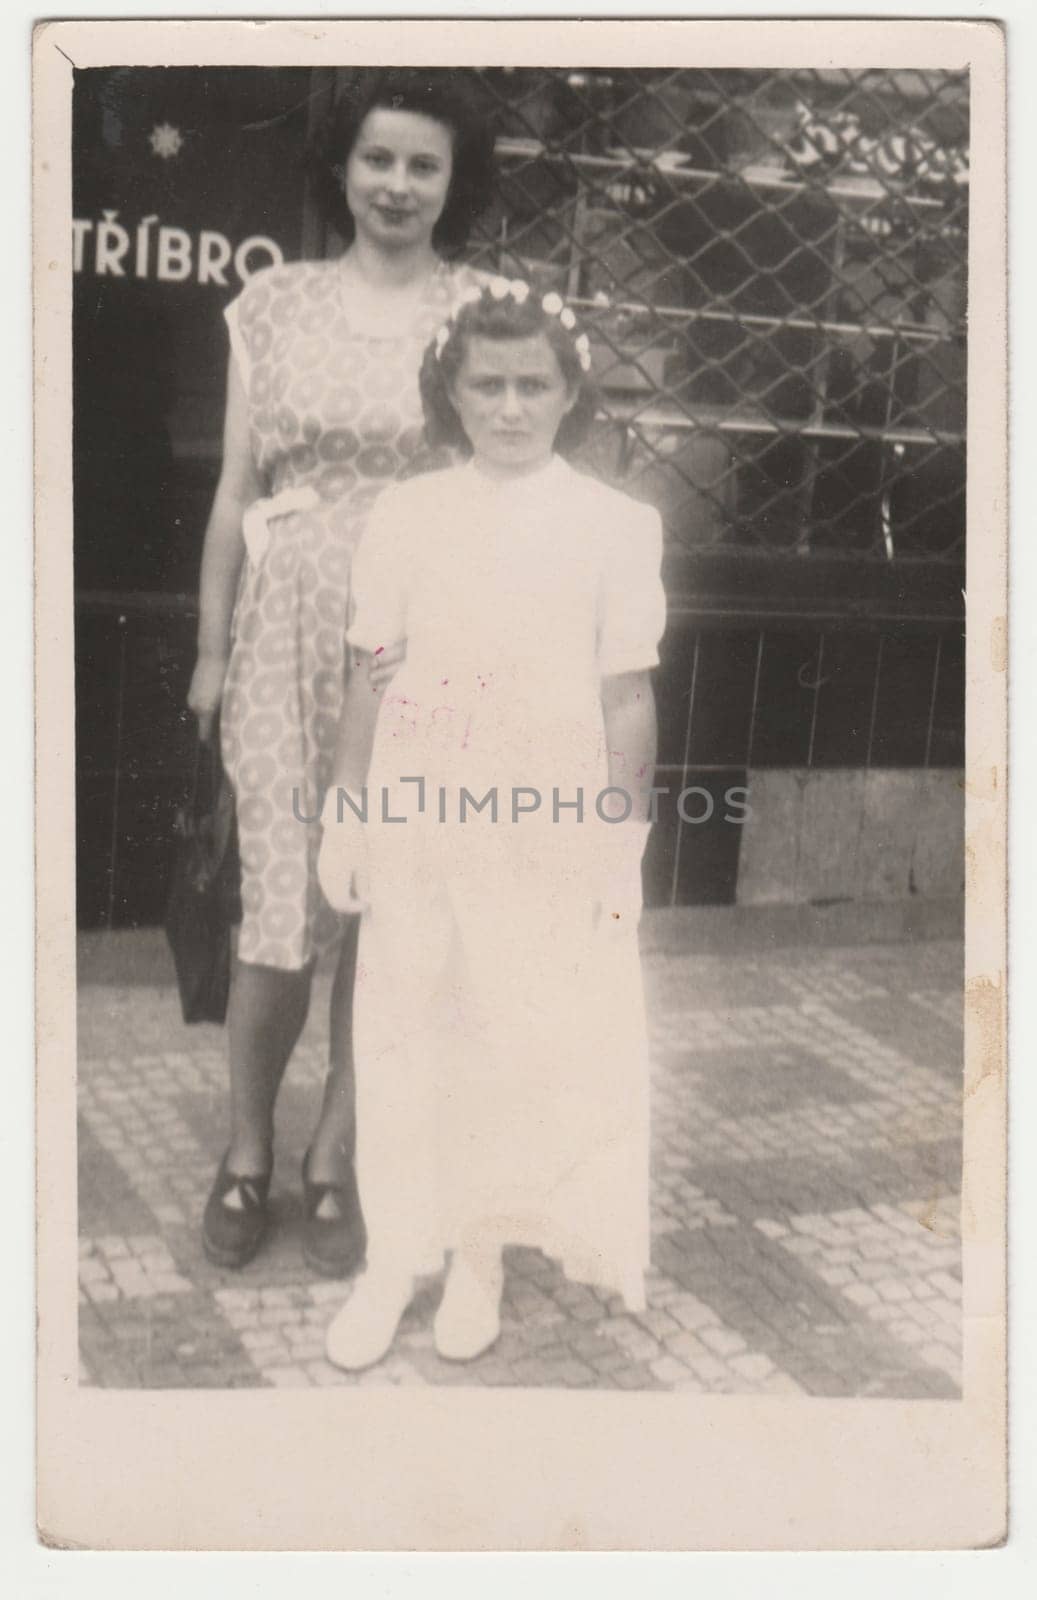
[317,789,368,914]
[595,820,651,936]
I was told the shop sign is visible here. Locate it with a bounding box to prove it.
[72,212,285,285]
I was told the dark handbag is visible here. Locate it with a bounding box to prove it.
[164,728,242,1025]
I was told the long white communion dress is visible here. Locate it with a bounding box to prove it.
[344,454,667,1310]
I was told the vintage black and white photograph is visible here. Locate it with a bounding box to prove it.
[69,52,975,1392]
[34,14,1008,1553]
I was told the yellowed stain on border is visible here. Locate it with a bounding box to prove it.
[964,974,1005,1098]
[990,616,1007,673]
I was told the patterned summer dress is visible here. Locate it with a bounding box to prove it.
[220,257,484,970]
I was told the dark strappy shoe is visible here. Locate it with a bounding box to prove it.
[301,1149,367,1279]
[202,1152,273,1269]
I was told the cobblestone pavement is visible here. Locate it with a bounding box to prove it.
[77,915,963,1397]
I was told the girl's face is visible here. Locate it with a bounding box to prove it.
[449,333,575,475]
[344,107,454,252]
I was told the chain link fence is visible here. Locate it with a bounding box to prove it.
[462,67,968,567]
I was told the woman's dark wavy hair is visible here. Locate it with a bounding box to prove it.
[307,68,496,257]
[418,287,599,458]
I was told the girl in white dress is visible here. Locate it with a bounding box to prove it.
[318,278,666,1370]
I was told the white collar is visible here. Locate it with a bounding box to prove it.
[464,453,569,495]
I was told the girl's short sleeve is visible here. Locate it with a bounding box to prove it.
[597,497,667,678]
[346,487,410,653]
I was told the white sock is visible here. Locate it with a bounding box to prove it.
[325,1265,414,1372]
[434,1249,503,1362]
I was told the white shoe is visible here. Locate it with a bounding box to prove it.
[325,1267,414,1372]
[434,1252,503,1362]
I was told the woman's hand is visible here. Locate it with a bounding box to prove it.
[187,651,229,743]
[317,791,369,915]
[367,639,407,693]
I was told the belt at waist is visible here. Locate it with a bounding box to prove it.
[241,485,320,566]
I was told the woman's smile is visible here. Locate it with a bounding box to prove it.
[344,108,454,251]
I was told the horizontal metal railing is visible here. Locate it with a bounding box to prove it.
[76,590,963,926]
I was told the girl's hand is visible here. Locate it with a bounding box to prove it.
[367,639,406,693]
[595,821,651,936]
[187,652,229,743]
[318,792,369,915]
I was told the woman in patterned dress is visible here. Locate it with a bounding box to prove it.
[186,69,494,1275]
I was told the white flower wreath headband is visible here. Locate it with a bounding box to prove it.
[432,276,593,373]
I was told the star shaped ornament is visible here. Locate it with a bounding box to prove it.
[149,123,183,160]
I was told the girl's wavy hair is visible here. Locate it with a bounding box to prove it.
[306,68,496,257]
[418,288,599,457]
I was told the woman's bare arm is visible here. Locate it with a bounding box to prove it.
[187,357,265,738]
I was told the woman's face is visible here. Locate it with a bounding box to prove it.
[344,107,454,252]
[449,333,575,475]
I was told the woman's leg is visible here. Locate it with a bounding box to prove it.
[202,957,314,1267]
[225,957,315,1175]
[305,913,360,1183]
[297,916,366,1276]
